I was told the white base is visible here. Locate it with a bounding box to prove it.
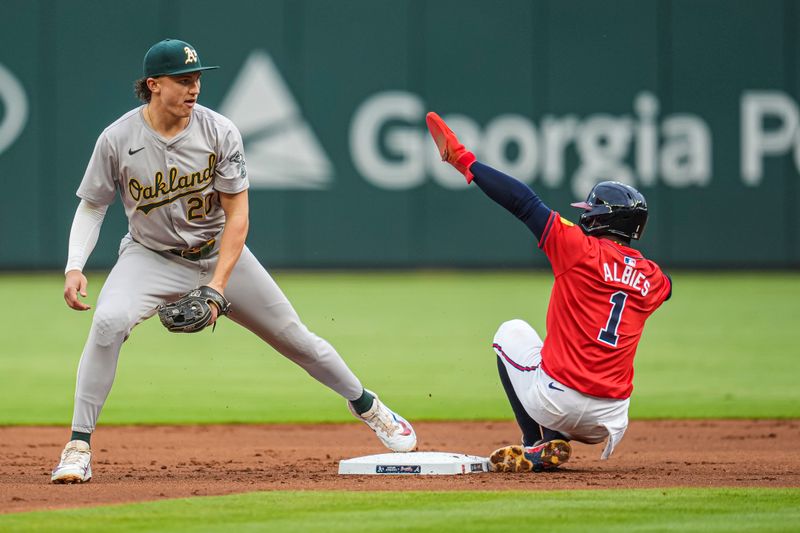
[338,451,490,475]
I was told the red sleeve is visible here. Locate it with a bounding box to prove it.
[539,211,595,276]
[652,270,673,306]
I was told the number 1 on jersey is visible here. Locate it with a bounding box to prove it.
[598,291,628,347]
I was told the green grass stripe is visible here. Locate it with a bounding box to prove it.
[1,488,799,532]
[2,272,799,423]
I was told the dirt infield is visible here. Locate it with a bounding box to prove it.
[2,419,798,514]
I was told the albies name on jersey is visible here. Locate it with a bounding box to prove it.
[603,258,651,296]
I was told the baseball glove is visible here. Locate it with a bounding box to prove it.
[157,286,231,333]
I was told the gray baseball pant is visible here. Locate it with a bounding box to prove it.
[71,235,363,433]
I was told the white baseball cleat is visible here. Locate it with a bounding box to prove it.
[51,439,92,484]
[349,390,417,452]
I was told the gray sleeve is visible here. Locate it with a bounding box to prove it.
[214,125,249,194]
[76,132,119,206]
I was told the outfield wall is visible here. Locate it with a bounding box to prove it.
[1,0,798,268]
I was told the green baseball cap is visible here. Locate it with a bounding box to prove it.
[143,38,219,78]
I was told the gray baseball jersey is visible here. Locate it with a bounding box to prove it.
[77,104,248,251]
[69,103,366,437]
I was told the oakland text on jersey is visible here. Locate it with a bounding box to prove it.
[128,153,217,215]
[602,260,650,296]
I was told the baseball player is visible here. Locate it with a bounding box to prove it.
[50,39,416,484]
[426,112,672,472]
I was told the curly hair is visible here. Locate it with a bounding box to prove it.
[133,77,151,103]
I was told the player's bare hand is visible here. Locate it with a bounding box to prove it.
[64,270,91,311]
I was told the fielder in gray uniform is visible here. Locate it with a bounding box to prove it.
[51,38,416,483]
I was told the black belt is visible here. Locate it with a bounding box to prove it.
[168,238,217,261]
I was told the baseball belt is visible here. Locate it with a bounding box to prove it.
[168,238,217,261]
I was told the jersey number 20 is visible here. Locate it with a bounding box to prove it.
[187,194,215,220]
[598,291,628,347]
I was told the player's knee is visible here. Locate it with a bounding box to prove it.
[91,307,133,347]
[496,318,532,335]
[274,318,318,363]
[494,319,539,345]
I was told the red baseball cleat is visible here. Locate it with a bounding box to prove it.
[425,112,477,183]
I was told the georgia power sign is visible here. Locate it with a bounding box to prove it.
[2,52,798,198]
[348,90,800,197]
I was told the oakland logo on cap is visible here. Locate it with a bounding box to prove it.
[184,47,198,64]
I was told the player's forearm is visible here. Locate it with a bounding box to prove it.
[471,162,552,240]
[65,199,109,274]
[209,213,248,291]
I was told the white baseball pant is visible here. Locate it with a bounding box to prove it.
[493,319,630,459]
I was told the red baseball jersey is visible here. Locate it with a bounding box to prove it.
[538,211,671,399]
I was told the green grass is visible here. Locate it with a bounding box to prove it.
[1,271,799,425]
[2,273,799,529]
[1,489,798,532]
